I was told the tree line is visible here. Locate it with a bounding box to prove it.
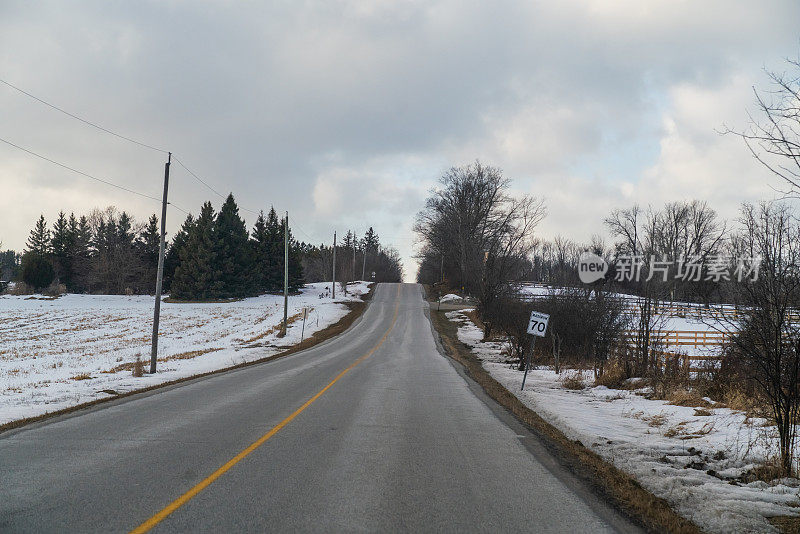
[4,194,403,299]
[6,194,306,299]
[300,227,404,286]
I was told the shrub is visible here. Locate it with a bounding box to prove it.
[10,282,31,295]
[595,360,627,389]
[561,372,586,390]
[42,282,66,297]
[132,355,144,377]
[21,254,54,291]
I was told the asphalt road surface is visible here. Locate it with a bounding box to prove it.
[1,283,639,533]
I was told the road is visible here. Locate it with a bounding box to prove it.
[0,283,638,533]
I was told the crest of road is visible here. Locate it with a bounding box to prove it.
[1,283,639,533]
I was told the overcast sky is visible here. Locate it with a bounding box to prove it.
[1,1,799,280]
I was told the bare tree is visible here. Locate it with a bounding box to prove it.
[415,161,546,337]
[718,202,800,475]
[729,57,800,197]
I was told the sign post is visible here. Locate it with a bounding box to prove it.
[521,310,550,390]
[300,307,308,342]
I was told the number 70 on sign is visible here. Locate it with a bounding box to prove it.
[527,311,550,337]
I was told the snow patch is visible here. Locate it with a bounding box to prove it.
[445,309,800,533]
[0,282,371,425]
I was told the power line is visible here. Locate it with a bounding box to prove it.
[173,156,227,201]
[0,135,188,214]
[0,78,169,154]
[1,77,287,221]
[1,78,254,212]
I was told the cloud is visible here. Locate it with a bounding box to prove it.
[0,0,798,279]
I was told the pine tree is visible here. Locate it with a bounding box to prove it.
[361,226,380,282]
[139,214,160,271]
[265,207,283,291]
[51,211,72,287]
[70,215,91,293]
[277,216,305,292]
[136,214,160,293]
[213,194,255,298]
[342,229,355,249]
[363,226,380,253]
[171,202,217,300]
[26,215,51,256]
[164,214,194,291]
[288,239,305,292]
[117,212,134,247]
[75,216,91,256]
[250,211,270,292]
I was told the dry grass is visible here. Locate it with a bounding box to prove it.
[105,348,223,374]
[132,356,144,377]
[769,515,800,533]
[594,361,628,389]
[70,373,92,381]
[164,348,222,362]
[743,460,785,484]
[666,389,712,408]
[645,413,668,427]
[430,310,701,534]
[693,408,713,417]
[162,297,241,304]
[722,388,763,414]
[246,311,304,343]
[561,372,586,390]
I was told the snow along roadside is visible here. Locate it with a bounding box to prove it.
[0,282,371,427]
[446,309,800,534]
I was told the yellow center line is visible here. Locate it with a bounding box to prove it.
[130,285,401,534]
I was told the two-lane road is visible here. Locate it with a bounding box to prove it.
[1,283,638,533]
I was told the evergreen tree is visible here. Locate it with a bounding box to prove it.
[91,217,113,293]
[213,194,255,298]
[117,212,134,247]
[264,207,283,291]
[250,211,270,292]
[26,215,51,256]
[136,214,160,293]
[164,214,194,291]
[363,226,380,253]
[51,211,72,287]
[0,250,21,281]
[22,254,54,291]
[277,216,305,292]
[70,215,92,293]
[342,229,356,249]
[139,214,160,270]
[171,202,217,300]
[74,216,91,256]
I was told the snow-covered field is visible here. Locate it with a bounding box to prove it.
[0,282,371,425]
[447,309,800,533]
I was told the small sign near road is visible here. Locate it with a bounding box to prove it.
[526,311,550,337]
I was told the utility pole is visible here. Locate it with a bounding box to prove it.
[150,152,171,374]
[362,247,366,281]
[440,253,444,284]
[332,231,336,299]
[352,240,356,283]
[280,211,289,337]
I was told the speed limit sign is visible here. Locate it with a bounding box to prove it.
[526,311,550,337]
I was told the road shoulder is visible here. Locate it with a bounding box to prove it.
[425,304,701,534]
